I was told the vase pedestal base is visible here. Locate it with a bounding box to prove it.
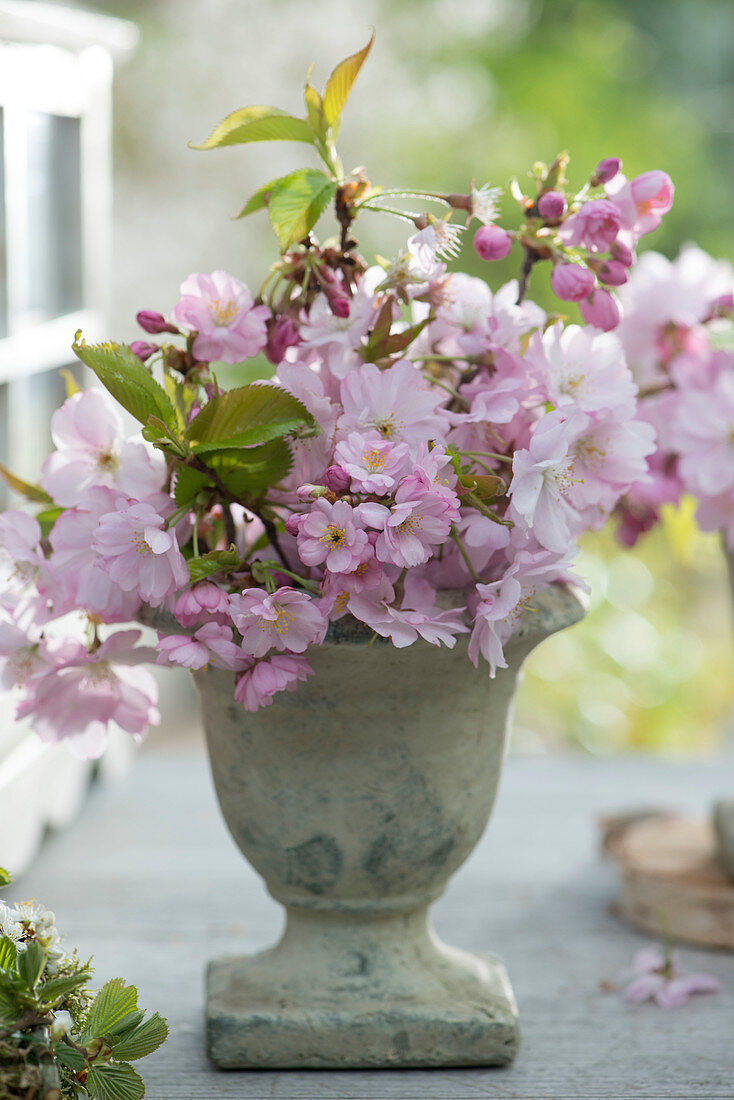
[206,909,520,1069]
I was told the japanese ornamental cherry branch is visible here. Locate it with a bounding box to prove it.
[0,37,675,757]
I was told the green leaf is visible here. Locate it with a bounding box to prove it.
[192,105,314,149]
[0,866,12,887]
[322,34,374,129]
[235,176,282,219]
[185,384,313,446]
[304,71,325,136]
[174,439,293,507]
[112,1013,169,1061]
[83,979,138,1042]
[72,339,176,429]
[17,941,44,989]
[0,463,53,504]
[187,548,240,583]
[267,169,337,249]
[86,1062,145,1100]
[0,935,17,969]
[54,1041,87,1070]
[39,971,91,1003]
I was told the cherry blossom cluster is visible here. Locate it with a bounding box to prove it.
[610,246,734,546]
[470,156,674,333]
[0,148,673,758]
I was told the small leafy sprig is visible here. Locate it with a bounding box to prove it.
[0,872,167,1100]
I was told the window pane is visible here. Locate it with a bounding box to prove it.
[22,112,82,324]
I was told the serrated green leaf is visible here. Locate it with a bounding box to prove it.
[192,105,314,150]
[86,1062,145,1100]
[54,1041,87,1070]
[0,463,53,504]
[187,548,240,583]
[73,340,176,429]
[267,169,336,249]
[322,34,374,128]
[235,176,282,219]
[39,971,91,1003]
[112,1012,169,1062]
[185,383,313,446]
[83,979,138,1043]
[0,935,17,969]
[17,941,44,989]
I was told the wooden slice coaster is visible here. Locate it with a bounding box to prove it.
[600,812,734,951]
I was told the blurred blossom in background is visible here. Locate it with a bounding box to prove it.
[39,0,734,750]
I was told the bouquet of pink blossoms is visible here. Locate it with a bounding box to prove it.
[606,245,734,547]
[0,40,674,756]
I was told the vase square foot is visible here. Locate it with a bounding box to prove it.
[206,951,520,1070]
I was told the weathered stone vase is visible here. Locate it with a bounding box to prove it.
[194,584,585,1070]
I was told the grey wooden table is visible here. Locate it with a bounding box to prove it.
[6,749,734,1100]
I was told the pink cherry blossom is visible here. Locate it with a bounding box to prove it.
[620,944,720,1008]
[298,290,376,379]
[606,171,674,241]
[509,409,587,552]
[48,487,141,622]
[347,577,467,648]
[93,501,189,607]
[0,512,44,576]
[171,270,270,363]
[229,586,326,658]
[296,498,370,574]
[334,432,412,494]
[359,470,460,568]
[569,413,656,512]
[338,359,448,451]
[674,370,734,497]
[467,571,523,673]
[528,324,636,415]
[173,581,230,627]
[234,654,314,711]
[473,224,513,262]
[15,630,160,759]
[156,622,246,671]
[40,389,165,507]
[0,616,74,691]
[559,199,621,252]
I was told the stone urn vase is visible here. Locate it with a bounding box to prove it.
[194,583,585,1070]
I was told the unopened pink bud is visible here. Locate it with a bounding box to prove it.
[538,191,567,220]
[265,316,300,365]
[130,340,157,361]
[710,292,734,317]
[597,260,629,287]
[550,263,594,302]
[296,483,329,502]
[322,465,350,493]
[610,239,635,267]
[579,289,620,331]
[591,157,621,186]
[473,225,513,262]
[136,310,179,335]
[330,296,351,318]
[284,513,302,537]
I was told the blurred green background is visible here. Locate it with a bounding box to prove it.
[87,0,734,752]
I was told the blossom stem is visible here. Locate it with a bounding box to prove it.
[421,372,468,405]
[356,188,451,209]
[451,527,481,583]
[358,203,421,224]
[461,449,513,465]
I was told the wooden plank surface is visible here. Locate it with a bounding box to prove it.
[5,748,734,1099]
